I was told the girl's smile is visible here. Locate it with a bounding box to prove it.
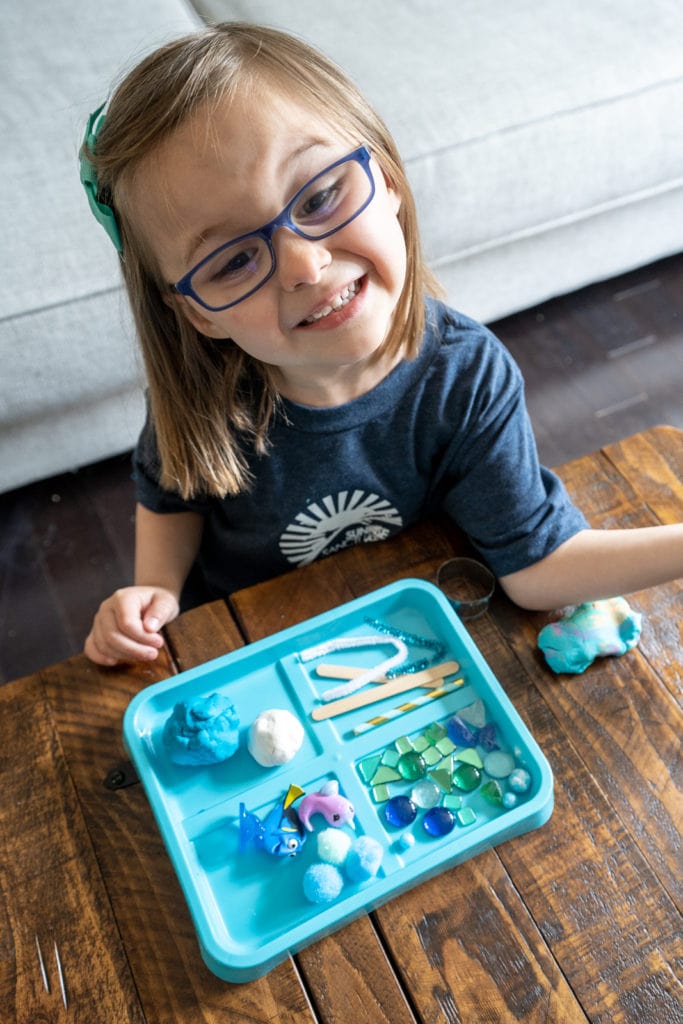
[129,90,407,406]
[297,277,362,328]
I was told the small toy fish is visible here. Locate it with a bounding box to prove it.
[239,784,307,857]
[298,780,355,832]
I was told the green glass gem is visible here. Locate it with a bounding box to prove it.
[443,793,462,811]
[411,734,430,753]
[421,745,442,767]
[452,762,481,792]
[429,768,453,793]
[358,754,382,783]
[480,779,504,806]
[424,722,447,744]
[397,750,427,781]
[456,747,484,769]
[371,765,402,785]
[372,784,390,803]
[456,806,477,826]
[381,747,400,767]
[394,735,413,754]
[435,736,456,756]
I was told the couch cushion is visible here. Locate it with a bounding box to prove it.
[2,0,202,320]
[0,0,202,490]
[195,0,683,318]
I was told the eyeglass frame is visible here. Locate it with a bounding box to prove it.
[173,144,375,312]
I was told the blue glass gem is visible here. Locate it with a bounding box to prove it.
[446,713,477,747]
[477,722,499,751]
[384,795,418,827]
[422,806,456,837]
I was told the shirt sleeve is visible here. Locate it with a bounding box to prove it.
[434,321,588,577]
[132,409,212,516]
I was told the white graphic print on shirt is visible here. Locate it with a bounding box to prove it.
[279,490,403,566]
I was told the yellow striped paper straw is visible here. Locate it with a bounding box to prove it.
[352,678,464,736]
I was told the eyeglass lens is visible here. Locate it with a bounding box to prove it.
[188,152,373,309]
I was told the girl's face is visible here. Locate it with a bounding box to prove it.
[128,90,407,406]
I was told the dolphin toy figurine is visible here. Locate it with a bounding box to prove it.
[298,780,355,832]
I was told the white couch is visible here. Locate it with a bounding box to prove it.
[2,0,682,492]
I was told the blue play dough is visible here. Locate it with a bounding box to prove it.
[345,836,383,882]
[162,693,240,766]
[303,862,345,903]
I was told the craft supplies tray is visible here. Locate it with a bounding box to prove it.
[123,579,553,983]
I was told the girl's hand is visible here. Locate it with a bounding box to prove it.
[84,586,180,666]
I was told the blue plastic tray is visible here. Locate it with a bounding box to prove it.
[123,579,553,982]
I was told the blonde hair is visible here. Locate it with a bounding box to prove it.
[89,22,442,498]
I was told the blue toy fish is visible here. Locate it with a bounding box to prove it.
[239,784,307,858]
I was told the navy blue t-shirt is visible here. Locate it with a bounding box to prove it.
[133,299,587,598]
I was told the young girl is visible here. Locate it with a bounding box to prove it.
[81,22,682,666]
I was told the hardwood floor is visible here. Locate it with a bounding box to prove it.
[1,453,136,683]
[2,253,682,683]
[495,253,683,468]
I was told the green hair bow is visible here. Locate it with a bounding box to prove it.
[79,103,123,253]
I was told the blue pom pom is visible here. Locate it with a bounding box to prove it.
[303,863,345,903]
[345,836,383,882]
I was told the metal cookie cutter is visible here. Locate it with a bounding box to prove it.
[436,557,495,621]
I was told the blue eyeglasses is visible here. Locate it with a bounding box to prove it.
[174,145,375,311]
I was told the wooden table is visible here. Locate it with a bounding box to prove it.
[2,426,681,1023]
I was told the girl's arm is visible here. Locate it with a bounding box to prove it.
[84,505,204,665]
[134,504,204,595]
[500,524,683,610]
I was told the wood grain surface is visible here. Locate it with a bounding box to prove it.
[1,427,680,1023]
[0,673,145,1022]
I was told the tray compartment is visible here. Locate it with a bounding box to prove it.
[125,653,325,819]
[184,771,383,950]
[352,698,543,860]
[123,579,553,982]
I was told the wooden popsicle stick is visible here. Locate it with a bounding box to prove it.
[314,661,457,688]
[316,663,388,681]
[311,660,462,721]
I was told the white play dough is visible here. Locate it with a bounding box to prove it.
[248,708,305,767]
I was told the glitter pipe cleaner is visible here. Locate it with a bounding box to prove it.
[363,618,447,676]
[351,679,463,736]
[298,635,409,701]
